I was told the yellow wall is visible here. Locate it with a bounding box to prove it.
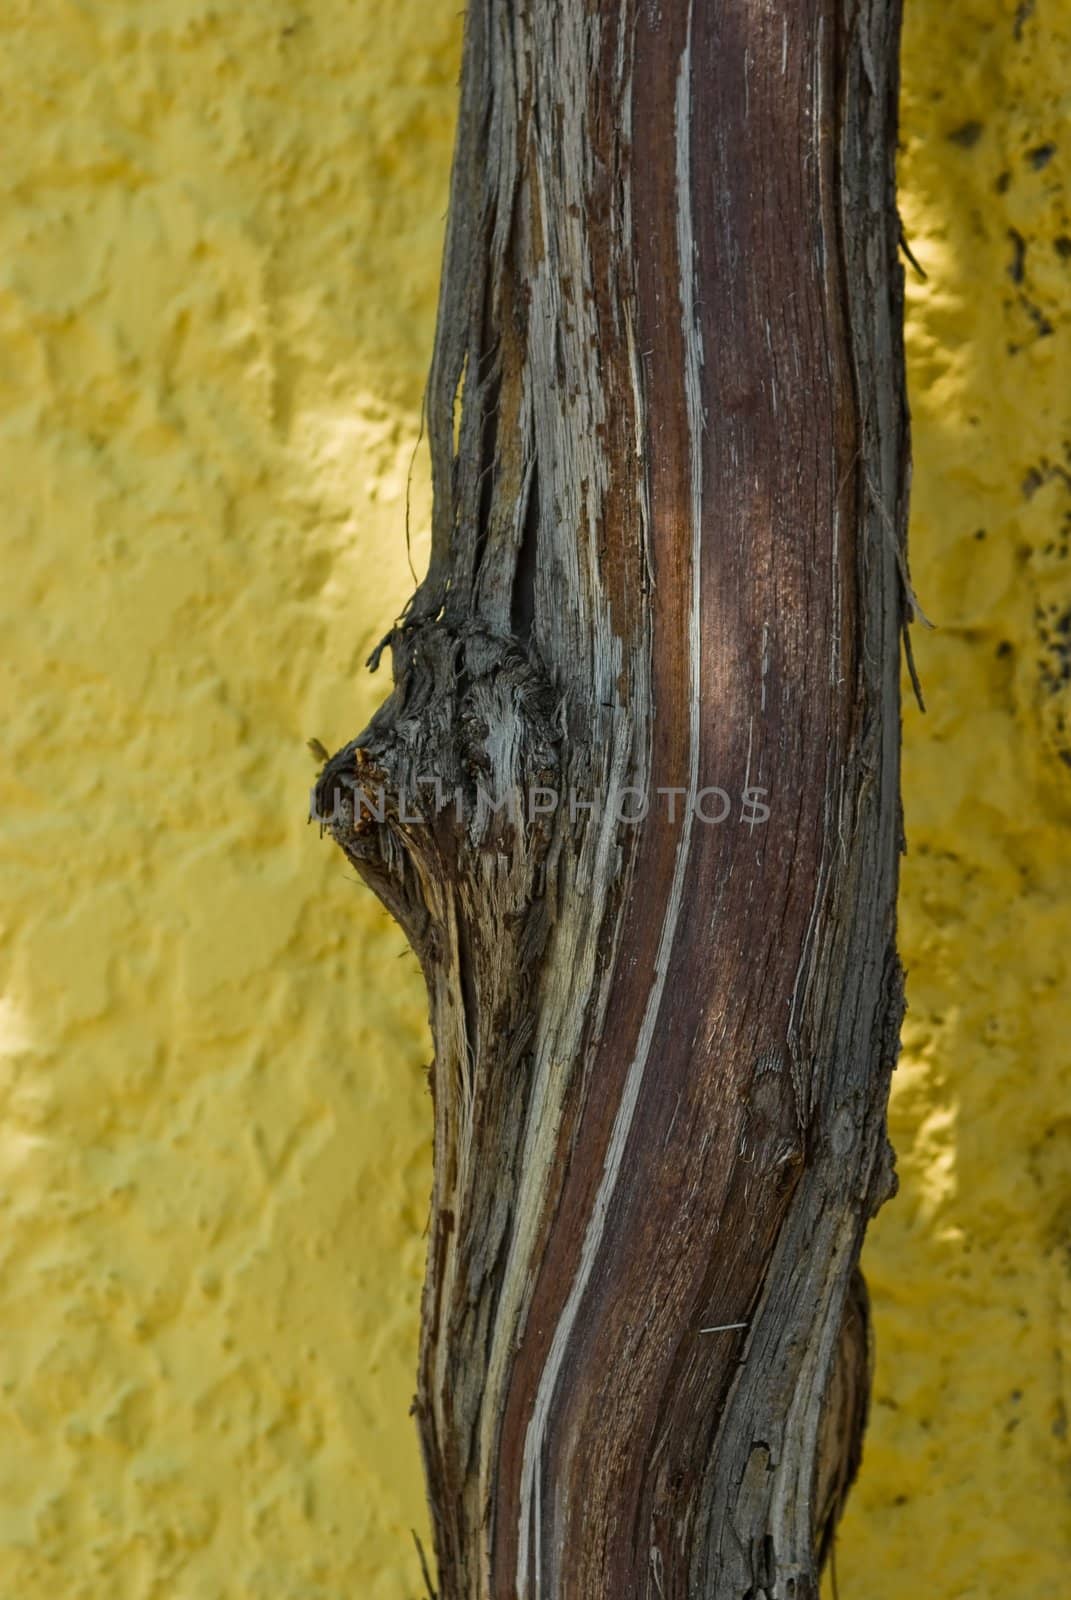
[835,3,1071,1592]
[0,4,458,1595]
[0,3,1066,1597]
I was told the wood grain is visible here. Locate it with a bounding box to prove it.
[316,2,909,1594]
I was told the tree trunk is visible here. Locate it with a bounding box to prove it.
[316,1,909,1595]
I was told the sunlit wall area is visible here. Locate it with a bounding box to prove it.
[0,5,457,1596]
[0,4,1067,1598]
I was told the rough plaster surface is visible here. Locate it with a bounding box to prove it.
[833,3,1071,1593]
[0,2,1067,1597]
[0,5,458,1596]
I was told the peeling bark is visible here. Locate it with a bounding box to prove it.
[315,1,908,1595]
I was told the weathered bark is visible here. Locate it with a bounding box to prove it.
[316,1,909,1595]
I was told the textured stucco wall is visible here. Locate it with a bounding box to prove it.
[0,3,1067,1597]
[0,5,459,1596]
[835,3,1071,1592]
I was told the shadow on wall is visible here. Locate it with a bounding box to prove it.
[833,2,1071,1595]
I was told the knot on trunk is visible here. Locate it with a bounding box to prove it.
[312,619,562,944]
